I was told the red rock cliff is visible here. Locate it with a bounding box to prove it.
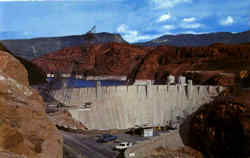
[32,43,250,84]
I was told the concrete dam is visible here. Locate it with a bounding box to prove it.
[51,83,225,130]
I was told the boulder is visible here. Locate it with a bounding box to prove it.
[0,50,63,158]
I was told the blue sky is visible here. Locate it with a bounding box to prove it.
[0,0,249,42]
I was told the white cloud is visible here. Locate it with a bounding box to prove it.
[117,24,128,33]
[183,17,196,22]
[180,23,202,29]
[220,16,234,25]
[157,13,171,22]
[163,24,175,30]
[117,24,159,43]
[152,0,192,8]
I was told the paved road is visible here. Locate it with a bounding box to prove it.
[62,130,148,158]
[62,131,118,158]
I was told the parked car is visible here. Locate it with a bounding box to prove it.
[97,134,117,143]
[115,142,133,150]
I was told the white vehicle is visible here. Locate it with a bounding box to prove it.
[115,142,133,150]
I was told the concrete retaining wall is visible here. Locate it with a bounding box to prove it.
[124,131,184,158]
[51,84,225,130]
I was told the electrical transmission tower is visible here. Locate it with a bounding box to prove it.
[85,25,97,46]
[87,25,96,34]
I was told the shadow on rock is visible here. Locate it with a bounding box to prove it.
[179,98,249,158]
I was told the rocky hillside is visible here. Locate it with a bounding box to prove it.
[0,50,63,158]
[1,32,126,60]
[138,30,250,46]
[32,42,250,85]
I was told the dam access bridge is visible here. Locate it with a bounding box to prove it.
[50,77,225,130]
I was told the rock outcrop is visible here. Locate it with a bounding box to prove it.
[183,71,236,86]
[48,111,87,131]
[33,43,148,79]
[189,95,249,158]
[0,50,63,158]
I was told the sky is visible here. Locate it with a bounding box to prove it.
[0,0,249,42]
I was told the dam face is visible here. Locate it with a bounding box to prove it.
[51,84,224,130]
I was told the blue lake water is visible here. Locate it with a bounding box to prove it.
[48,77,127,88]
